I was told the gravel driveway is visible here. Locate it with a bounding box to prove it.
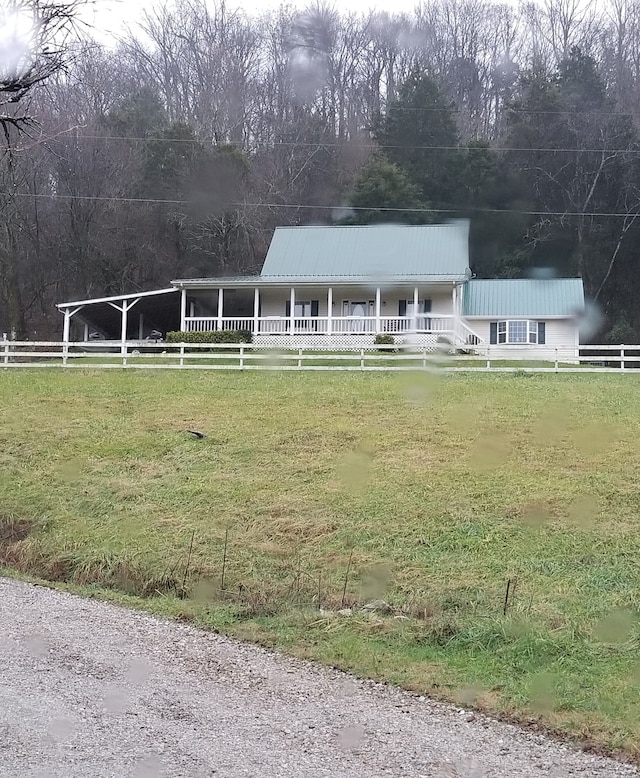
[0,578,637,778]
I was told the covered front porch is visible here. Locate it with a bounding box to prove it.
[178,281,482,348]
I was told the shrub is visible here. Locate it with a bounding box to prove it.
[165,330,252,353]
[166,329,252,346]
[374,333,396,351]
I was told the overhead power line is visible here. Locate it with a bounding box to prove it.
[44,133,640,155]
[9,191,640,218]
[373,105,640,119]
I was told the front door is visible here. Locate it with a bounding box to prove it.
[342,300,374,332]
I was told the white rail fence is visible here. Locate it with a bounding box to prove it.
[1,339,639,372]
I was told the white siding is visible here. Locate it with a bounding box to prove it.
[258,287,455,317]
[466,318,579,361]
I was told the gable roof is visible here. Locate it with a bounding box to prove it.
[463,278,585,317]
[259,221,471,282]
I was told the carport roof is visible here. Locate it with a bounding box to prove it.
[57,288,180,339]
[57,287,178,309]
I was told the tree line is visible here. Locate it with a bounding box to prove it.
[2,0,640,340]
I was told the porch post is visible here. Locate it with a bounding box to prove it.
[290,287,296,339]
[327,287,333,338]
[413,286,419,331]
[179,288,187,332]
[253,287,260,340]
[217,288,224,331]
[375,287,381,334]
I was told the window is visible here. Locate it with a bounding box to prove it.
[285,300,319,317]
[284,300,319,330]
[491,320,545,345]
[399,299,432,316]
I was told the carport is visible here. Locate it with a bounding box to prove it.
[57,288,181,345]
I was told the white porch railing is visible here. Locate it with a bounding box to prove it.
[184,314,479,343]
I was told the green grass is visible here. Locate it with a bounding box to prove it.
[2,369,640,757]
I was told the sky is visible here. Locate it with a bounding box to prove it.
[85,0,424,40]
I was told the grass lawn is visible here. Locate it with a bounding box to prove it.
[2,368,640,757]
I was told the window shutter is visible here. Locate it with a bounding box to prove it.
[311,300,319,317]
[490,322,498,344]
[285,300,291,317]
[399,299,407,316]
[537,321,546,344]
[424,299,432,313]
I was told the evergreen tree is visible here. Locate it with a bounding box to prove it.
[343,155,431,224]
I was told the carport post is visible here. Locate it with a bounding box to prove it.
[138,313,144,339]
[109,298,140,366]
[62,308,71,346]
[61,305,84,367]
[121,302,128,364]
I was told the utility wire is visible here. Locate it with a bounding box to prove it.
[8,190,640,218]
[40,132,640,154]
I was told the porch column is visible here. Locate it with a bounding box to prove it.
[253,287,260,340]
[413,286,419,331]
[217,288,224,331]
[375,287,381,334]
[179,288,187,332]
[327,287,333,338]
[290,287,296,339]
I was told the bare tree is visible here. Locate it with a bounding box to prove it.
[0,0,86,140]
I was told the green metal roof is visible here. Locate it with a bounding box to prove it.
[463,278,585,317]
[260,221,471,281]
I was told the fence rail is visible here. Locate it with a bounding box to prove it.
[1,339,639,372]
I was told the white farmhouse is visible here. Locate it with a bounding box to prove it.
[58,220,585,357]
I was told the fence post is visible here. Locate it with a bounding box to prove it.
[179,344,185,367]
[298,347,302,369]
[3,333,8,367]
[621,344,626,372]
[554,348,559,372]
[239,344,245,370]
[486,346,491,370]
[360,348,365,370]
[422,347,427,369]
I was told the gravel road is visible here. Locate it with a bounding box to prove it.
[0,578,637,778]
